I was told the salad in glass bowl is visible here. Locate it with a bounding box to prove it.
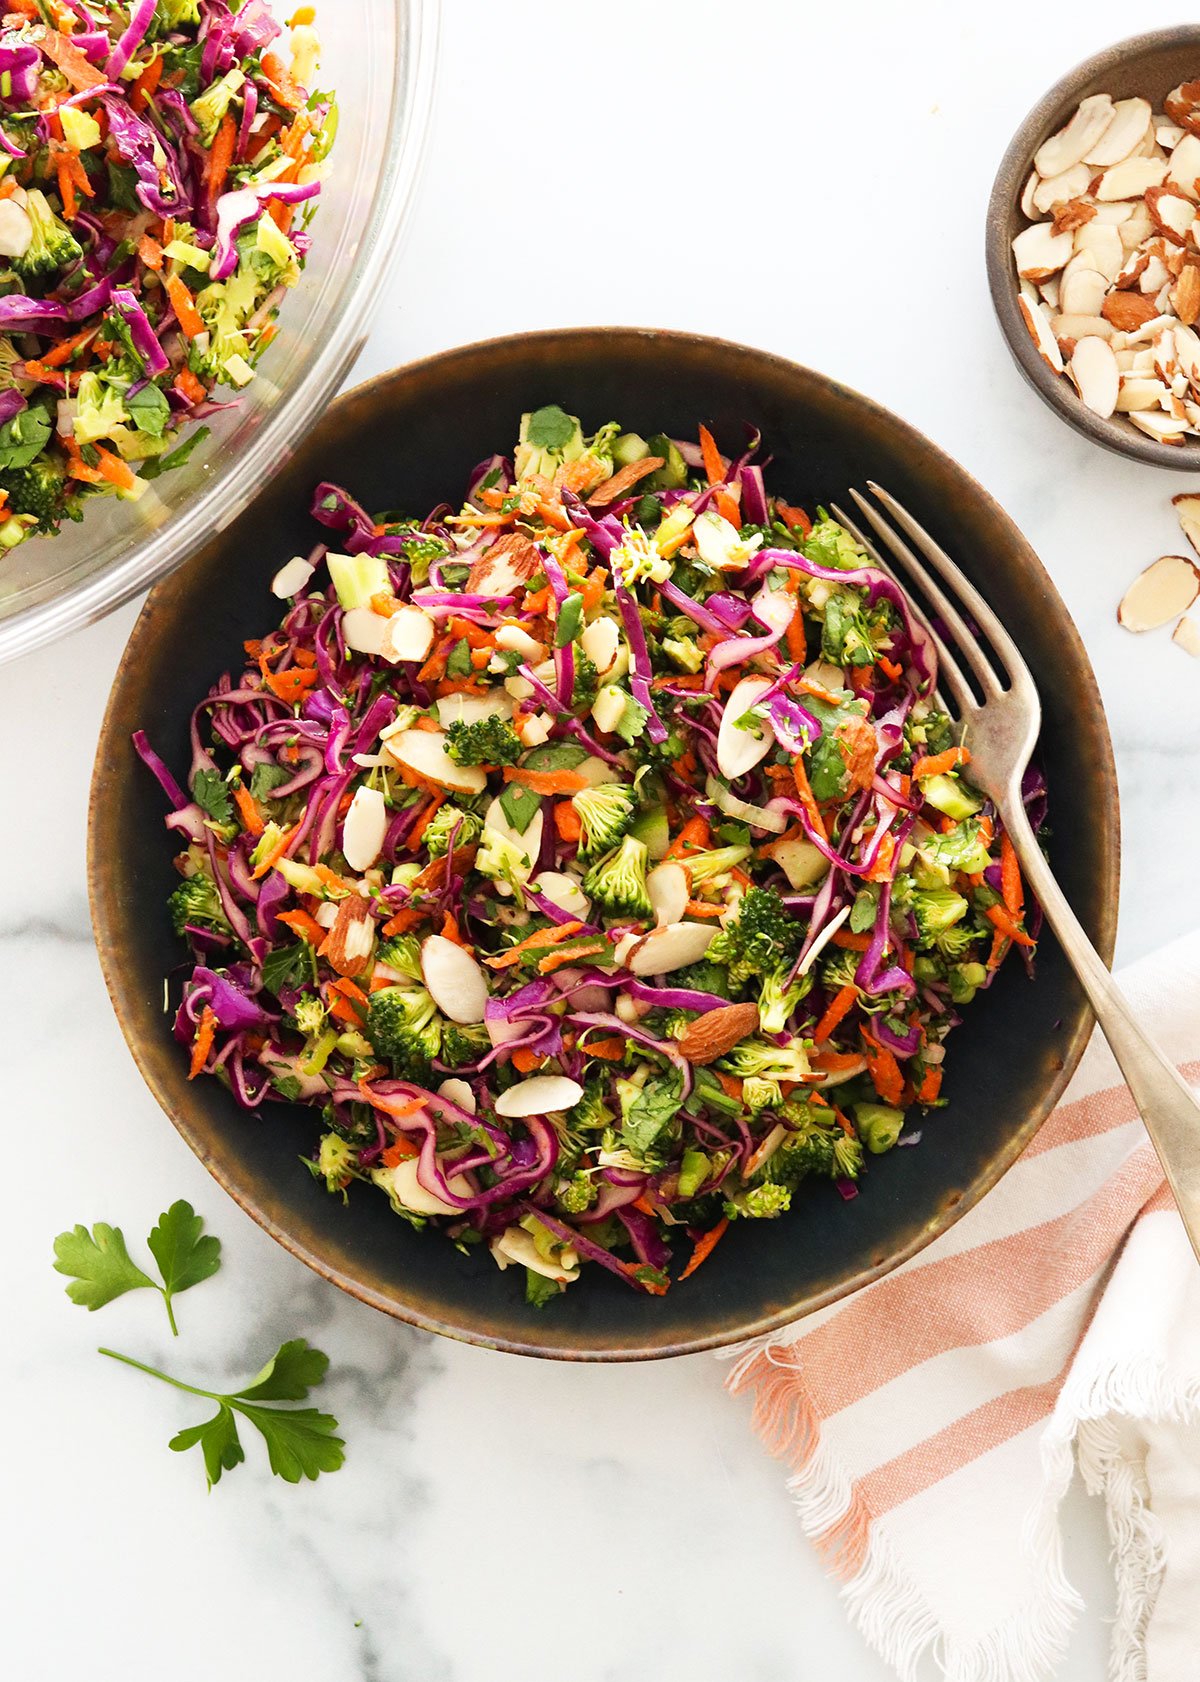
[137,407,1044,1307]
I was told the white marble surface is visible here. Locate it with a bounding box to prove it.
[3,3,1198,1679]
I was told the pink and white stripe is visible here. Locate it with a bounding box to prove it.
[724,934,1200,1682]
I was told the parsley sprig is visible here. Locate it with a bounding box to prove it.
[53,1200,220,1336]
[99,1338,345,1489]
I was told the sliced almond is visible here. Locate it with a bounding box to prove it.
[1083,97,1152,167]
[1171,493,1200,557]
[341,786,388,872]
[1146,184,1196,243]
[1031,161,1091,213]
[587,455,664,508]
[1073,222,1123,280]
[467,532,542,598]
[627,921,718,976]
[1012,220,1075,280]
[383,1158,472,1218]
[1101,291,1160,332]
[421,934,489,1024]
[1166,132,1200,199]
[716,674,776,781]
[579,615,622,676]
[384,728,487,796]
[1053,313,1113,349]
[1017,293,1065,372]
[1171,264,1200,326]
[646,860,689,927]
[531,870,591,920]
[271,556,315,598]
[1038,276,1061,310]
[1165,81,1200,137]
[1172,615,1200,655]
[1157,121,1187,149]
[1174,326,1200,386]
[1118,554,1200,630]
[319,894,375,979]
[437,1077,476,1114]
[1128,410,1187,444]
[1020,169,1040,219]
[1138,255,1171,294]
[1051,196,1096,235]
[1115,376,1172,412]
[1034,94,1115,177]
[383,604,436,664]
[676,1002,762,1065]
[1095,156,1168,200]
[1068,336,1120,417]
[342,605,392,659]
[432,688,513,727]
[1120,203,1155,251]
[494,1074,585,1117]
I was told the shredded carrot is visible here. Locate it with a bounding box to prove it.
[808,1050,865,1074]
[208,109,237,204]
[188,1006,217,1079]
[553,800,582,843]
[502,765,589,796]
[511,1046,545,1074]
[684,899,724,919]
[775,499,812,536]
[440,910,466,946]
[484,922,585,970]
[278,907,325,945]
[877,654,903,682]
[251,820,300,880]
[138,232,164,271]
[40,28,105,91]
[165,273,205,339]
[912,746,970,781]
[987,927,1009,969]
[260,50,304,109]
[312,863,352,894]
[999,831,1023,916]
[381,906,426,938]
[175,366,207,405]
[784,608,807,664]
[233,784,264,836]
[580,568,606,614]
[917,1066,943,1104]
[865,832,896,884]
[56,158,77,220]
[715,487,741,527]
[791,757,828,842]
[986,903,1035,949]
[864,1040,904,1107]
[40,326,96,368]
[329,975,370,1012]
[813,983,858,1045]
[381,1136,420,1167]
[583,1036,626,1061]
[830,929,871,952]
[716,1072,743,1102]
[92,447,137,493]
[538,941,607,973]
[130,52,163,113]
[795,675,845,707]
[697,424,724,487]
[665,815,711,859]
[679,1217,729,1281]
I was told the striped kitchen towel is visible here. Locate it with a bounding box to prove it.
[725,931,1200,1682]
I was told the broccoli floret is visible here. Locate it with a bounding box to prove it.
[555,1171,598,1214]
[757,969,813,1036]
[707,887,803,988]
[422,804,483,858]
[292,994,328,1039]
[833,1130,864,1181]
[934,922,984,959]
[767,1126,837,1183]
[73,371,129,449]
[168,873,231,938]
[742,1075,783,1113]
[315,1132,358,1200]
[154,0,201,24]
[514,404,587,482]
[365,987,442,1079]
[821,588,896,668]
[948,961,988,1006]
[439,1022,490,1068]
[803,512,864,573]
[610,526,672,588]
[476,824,534,899]
[682,845,754,886]
[190,67,246,147]
[571,1076,616,1130]
[571,650,600,710]
[673,960,740,999]
[912,888,970,945]
[572,781,638,861]
[726,1181,792,1220]
[719,1037,810,1086]
[661,634,704,674]
[0,457,76,533]
[820,946,862,994]
[374,933,425,981]
[581,833,652,920]
[11,189,83,284]
[446,715,522,767]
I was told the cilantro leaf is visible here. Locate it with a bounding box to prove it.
[850,887,879,935]
[170,1405,245,1490]
[192,768,233,827]
[619,1072,684,1158]
[808,733,848,803]
[446,637,473,678]
[499,780,542,834]
[525,404,575,449]
[52,1223,155,1312]
[260,941,311,997]
[249,761,290,803]
[127,383,171,439]
[0,405,51,470]
[614,693,650,745]
[147,1201,221,1327]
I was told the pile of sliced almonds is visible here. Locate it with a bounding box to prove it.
[1117,493,1200,651]
[1012,82,1200,443]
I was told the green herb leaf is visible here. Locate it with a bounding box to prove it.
[614,693,650,745]
[249,761,290,803]
[147,1202,221,1318]
[52,1223,156,1312]
[619,1072,684,1157]
[525,404,575,449]
[808,733,848,803]
[141,425,211,481]
[127,383,171,439]
[192,768,234,826]
[446,638,473,678]
[231,1403,345,1483]
[170,1404,245,1489]
[525,1268,563,1308]
[850,887,879,935]
[261,942,311,997]
[235,1337,329,1403]
[0,405,51,470]
[555,592,585,647]
[499,780,542,834]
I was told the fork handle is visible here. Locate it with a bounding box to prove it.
[1004,802,1200,1262]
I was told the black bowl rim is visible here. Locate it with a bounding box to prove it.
[88,326,1120,1360]
[986,25,1200,470]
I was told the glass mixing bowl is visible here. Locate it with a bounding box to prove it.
[0,0,439,666]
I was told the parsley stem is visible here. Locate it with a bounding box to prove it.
[162,1291,179,1338]
[98,1348,223,1402]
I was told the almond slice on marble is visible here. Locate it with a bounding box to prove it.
[1031,161,1091,213]
[1018,293,1065,371]
[1035,94,1115,177]
[1084,96,1153,166]
[1102,290,1161,332]
[1012,220,1075,280]
[1167,132,1200,198]
[1095,156,1169,200]
[1069,336,1120,416]
[1171,492,1200,557]
[676,1001,762,1065]
[1118,554,1200,630]
[1146,184,1196,243]
[1171,264,1200,326]
[1128,410,1187,443]
[421,933,489,1023]
[1172,615,1200,655]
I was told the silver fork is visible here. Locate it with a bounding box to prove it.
[831,482,1200,1262]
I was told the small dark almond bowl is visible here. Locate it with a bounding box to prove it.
[89,328,1118,1361]
[987,27,1200,469]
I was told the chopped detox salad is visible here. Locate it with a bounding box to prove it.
[137,409,1046,1306]
[0,1,331,548]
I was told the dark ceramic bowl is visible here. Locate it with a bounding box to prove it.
[987,27,1200,468]
[89,329,1119,1361]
